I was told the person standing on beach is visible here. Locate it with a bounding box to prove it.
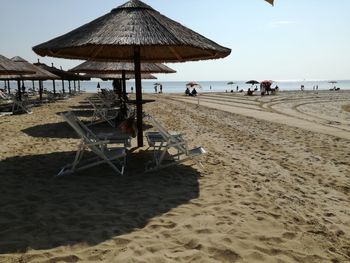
[236,86,239,92]
[154,85,157,93]
[160,84,163,93]
[131,86,134,93]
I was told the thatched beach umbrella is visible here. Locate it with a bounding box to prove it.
[5,57,59,101]
[265,0,274,5]
[0,55,35,76]
[34,61,89,94]
[0,56,56,100]
[87,73,157,80]
[70,61,175,103]
[70,61,176,74]
[33,0,231,146]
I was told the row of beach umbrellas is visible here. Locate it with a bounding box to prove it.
[32,0,232,147]
[3,0,276,146]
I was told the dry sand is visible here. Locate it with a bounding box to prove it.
[0,91,349,263]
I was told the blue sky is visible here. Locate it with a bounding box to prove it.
[0,0,349,81]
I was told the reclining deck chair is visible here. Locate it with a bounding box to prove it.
[87,97,119,127]
[11,95,32,114]
[145,114,206,172]
[58,111,127,176]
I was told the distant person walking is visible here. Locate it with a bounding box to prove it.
[154,85,157,93]
[160,84,163,93]
[236,86,239,92]
[131,86,134,93]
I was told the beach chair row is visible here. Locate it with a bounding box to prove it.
[58,111,206,176]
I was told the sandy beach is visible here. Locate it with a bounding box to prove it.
[0,91,350,263]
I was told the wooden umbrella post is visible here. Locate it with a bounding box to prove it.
[134,46,143,147]
[122,70,127,101]
[52,79,56,95]
[62,79,65,94]
[17,79,21,101]
[68,80,71,94]
[39,80,43,101]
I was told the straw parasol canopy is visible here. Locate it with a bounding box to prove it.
[32,0,231,62]
[265,0,274,5]
[70,61,176,74]
[87,73,157,80]
[0,57,59,80]
[33,61,89,81]
[0,54,35,76]
[0,56,59,101]
[33,0,231,147]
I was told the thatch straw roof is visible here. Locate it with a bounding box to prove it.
[86,73,156,80]
[70,61,176,74]
[33,61,90,81]
[32,0,231,62]
[0,56,59,80]
[265,0,274,5]
[0,54,35,76]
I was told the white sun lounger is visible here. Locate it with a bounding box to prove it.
[145,114,206,172]
[11,96,33,114]
[58,111,127,176]
[87,97,120,127]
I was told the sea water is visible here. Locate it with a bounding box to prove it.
[3,80,350,94]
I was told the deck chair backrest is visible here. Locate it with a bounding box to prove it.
[147,115,188,154]
[61,112,102,145]
[61,112,109,159]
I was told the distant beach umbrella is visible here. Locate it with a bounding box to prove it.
[87,73,157,80]
[328,81,337,84]
[70,62,176,74]
[245,80,260,85]
[0,54,35,75]
[265,0,274,5]
[227,81,236,85]
[34,60,90,94]
[0,56,58,101]
[70,61,174,105]
[33,0,231,147]
[186,82,201,88]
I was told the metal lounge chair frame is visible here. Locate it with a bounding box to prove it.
[11,95,32,114]
[87,97,119,127]
[58,111,127,176]
[145,114,206,172]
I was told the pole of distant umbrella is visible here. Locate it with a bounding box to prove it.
[74,80,76,93]
[39,80,43,101]
[78,80,80,93]
[68,80,71,94]
[134,46,143,147]
[17,79,21,101]
[52,79,56,95]
[122,70,127,101]
[62,79,65,94]
[7,80,10,94]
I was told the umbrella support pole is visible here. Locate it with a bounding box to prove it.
[17,80,21,101]
[53,80,56,95]
[134,46,143,147]
[62,80,65,94]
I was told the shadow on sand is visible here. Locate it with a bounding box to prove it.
[22,119,154,139]
[0,150,200,253]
